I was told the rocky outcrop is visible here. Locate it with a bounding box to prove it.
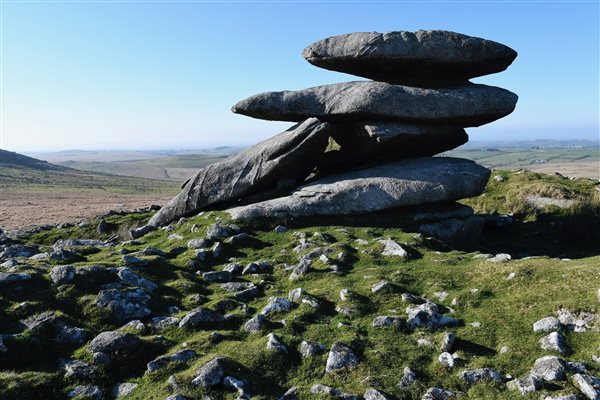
[302,30,517,86]
[227,157,489,220]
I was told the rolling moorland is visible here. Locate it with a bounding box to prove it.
[1,153,599,399]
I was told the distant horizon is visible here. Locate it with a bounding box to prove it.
[1,2,598,151]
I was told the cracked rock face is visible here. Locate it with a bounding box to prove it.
[302,30,517,86]
[325,342,359,373]
[148,118,332,227]
[232,81,517,127]
[531,356,567,382]
[227,157,490,220]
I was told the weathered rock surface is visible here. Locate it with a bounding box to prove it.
[325,342,359,373]
[302,30,517,86]
[572,373,600,399]
[148,118,332,227]
[88,331,141,354]
[147,349,197,372]
[421,387,455,399]
[227,157,490,220]
[191,357,227,387]
[178,307,222,329]
[539,331,568,354]
[507,375,543,395]
[232,81,517,127]
[459,368,502,385]
[95,288,151,322]
[531,356,567,381]
[533,316,561,333]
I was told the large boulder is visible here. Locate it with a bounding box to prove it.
[302,30,517,86]
[318,122,468,172]
[227,157,490,220]
[148,118,332,226]
[231,81,517,127]
[88,331,141,354]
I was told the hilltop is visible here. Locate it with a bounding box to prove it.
[0,149,67,171]
[0,170,598,400]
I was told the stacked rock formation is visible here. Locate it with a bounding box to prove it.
[149,30,517,227]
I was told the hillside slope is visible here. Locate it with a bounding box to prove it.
[0,171,599,400]
[0,149,67,171]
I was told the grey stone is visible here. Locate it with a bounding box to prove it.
[531,356,567,381]
[364,388,391,400]
[325,342,359,373]
[202,270,233,283]
[488,253,512,263]
[49,248,78,262]
[242,260,272,275]
[407,302,460,329]
[61,359,97,380]
[148,316,180,330]
[421,387,455,399]
[223,376,248,397]
[178,307,222,329]
[112,382,138,398]
[187,238,211,249]
[228,157,490,220]
[310,384,359,399]
[24,311,59,333]
[288,287,305,302]
[165,395,186,400]
[438,352,455,369]
[300,341,326,357]
[0,272,31,286]
[95,288,151,322]
[191,356,227,387]
[279,387,299,400]
[117,267,157,292]
[56,324,87,344]
[372,316,404,328]
[302,30,517,86]
[147,349,197,372]
[148,118,332,227]
[542,395,580,400]
[50,265,75,285]
[507,375,543,395]
[92,352,111,365]
[371,280,391,293]
[534,316,561,333]
[459,368,502,385]
[260,297,292,316]
[378,239,408,257]
[235,287,262,302]
[274,225,289,233]
[67,385,103,400]
[88,331,141,354]
[266,333,287,353]
[130,225,155,239]
[540,332,568,354]
[244,314,266,333]
[0,244,39,259]
[221,282,253,292]
[122,255,148,267]
[398,366,417,389]
[440,332,456,352]
[232,81,517,127]
[572,373,600,399]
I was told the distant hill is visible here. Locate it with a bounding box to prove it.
[0,149,67,171]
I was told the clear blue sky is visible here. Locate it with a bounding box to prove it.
[1,1,598,151]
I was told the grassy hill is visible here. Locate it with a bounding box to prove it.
[0,170,598,399]
[0,149,67,171]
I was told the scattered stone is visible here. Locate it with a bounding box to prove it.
[260,297,292,316]
[88,331,141,354]
[438,352,455,369]
[117,267,157,292]
[95,288,151,322]
[191,357,227,387]
[364,388,391,400]
[178,307,222,329]
[507,375,543,395]
[421,387,455,399]
[202,270,233,283]
[531,356,567,381]
[223,376,248,397]
[0,272,31,286]
[406,302,459,329]
[242,260,272,275]
[372,280,391,293]
[533,316,561,333]
[372,315,404,328]
[459,368,502,385]
[279,387,299,400]
[50,265,75,285]
[288,287,305,302]
[112,382,138,398]
[326,342,359,373]
[378,239,408,257]
[67,385,103,400]
[572,373,600,399]
[148,316,180,330]
[398,367,417,390]
[187,238,211,249]
[147,349,197,372]
[274,225,288,233]
[266,333,288,353]
[244,314,266,333]
[540,331,568,354]
[235,286,262,302]
[92,352,111,365]
[122,254,149,267]
[488,253,512,263]
[130,225,155,239]
[433,291,449,301]
[61,359,97,380]
[310,384,359,399]
[441,332,456,352]
[300,341,325,357]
